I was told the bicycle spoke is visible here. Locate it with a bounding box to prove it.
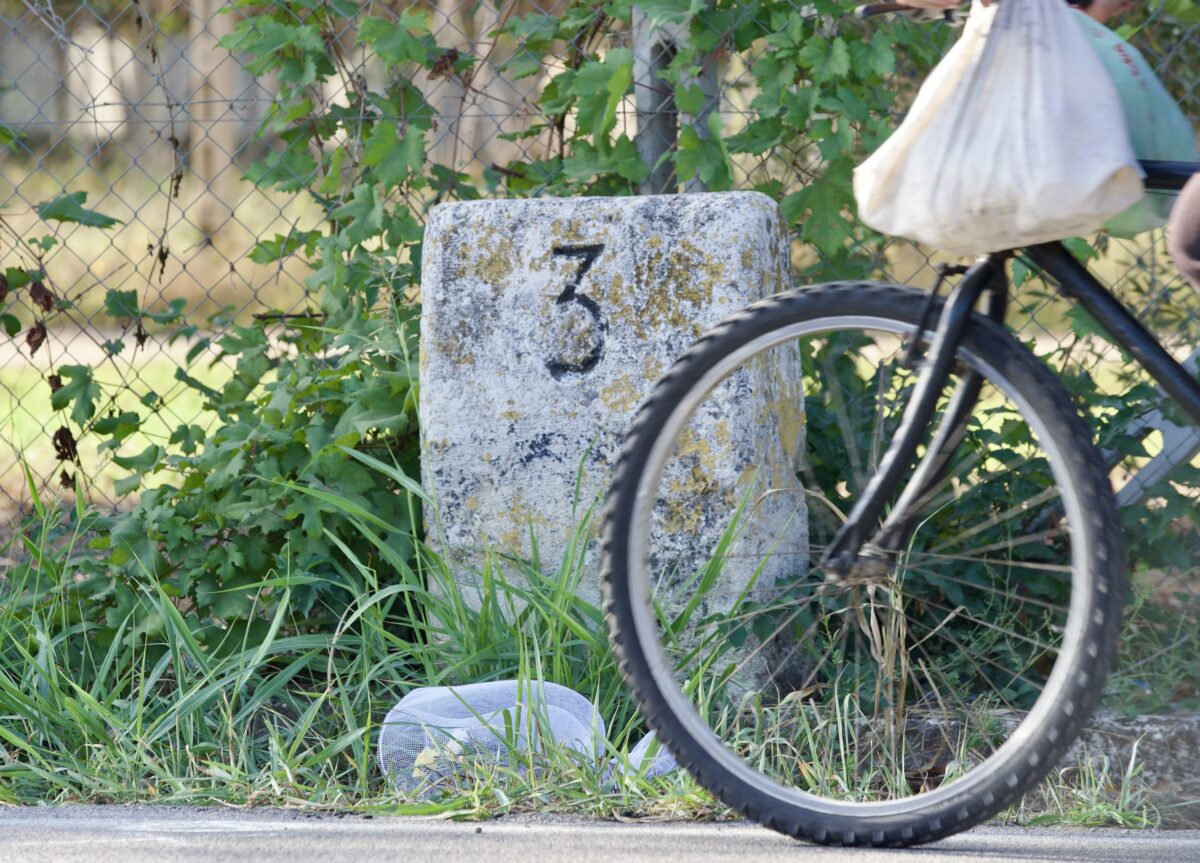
[606,291,1120,825]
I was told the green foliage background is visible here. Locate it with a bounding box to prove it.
[0,0,959,652]
[0,0,1194,668]
[0,0,1197,809]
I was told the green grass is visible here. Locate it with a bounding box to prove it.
[0,447,1194,827]
[1000,741,1161,829]
[0,469,716,816]
[1106,565,1200,716]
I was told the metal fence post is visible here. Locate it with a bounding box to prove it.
[632,5,721,195]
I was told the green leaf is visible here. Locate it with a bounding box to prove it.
[798,36,851,84]
[146,298,186,325]
[104,288,139,319]
[250,230,320,264]
[4,268,31,289]
[50,365,101,425]
[207,448,247,489]
[1163,0,1200,23]
[169,423,206,455]
[781,159,855,254]
[363,122,426,189]
[244,132,318,192]
[112,444,162,473]
[675,84,706,116]
[749,54,792,116]
[610,135,651,184]
[0,122,17,147]
[329,183,386,247]
[174,367,221,401]
[1066,305,1113,342]
[36,192,121,229]
[636,0,706,27]
[726,118,784,155]
[1064,236,1100,262]
[562,136,648,184]
[501,52,543,80]
[813,117,854,163]
[1,313,18,337]
[674,114,733,191]
[571,49,633,148]
[849,34,896,79]
[93,411,141,442]
[358,11,433,65]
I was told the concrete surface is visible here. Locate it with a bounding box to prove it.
[1,806,1199,863]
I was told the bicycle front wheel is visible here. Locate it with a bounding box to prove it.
[602,283,1124,846]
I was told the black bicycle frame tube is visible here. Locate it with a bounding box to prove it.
[821,255,1003,575]
[875,264,1009,553]
[1140,160,1197,193]
[1027,242,1200,427]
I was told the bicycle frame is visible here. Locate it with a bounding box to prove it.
[822,160,1200,577]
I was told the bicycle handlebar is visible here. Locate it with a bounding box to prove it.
[854,2,963,22]
[856,2,917,16]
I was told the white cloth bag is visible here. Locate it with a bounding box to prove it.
[853,0,1145,256]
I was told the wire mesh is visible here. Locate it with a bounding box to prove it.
[0,0,1196,521]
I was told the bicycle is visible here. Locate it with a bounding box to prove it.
[600,157,1200,846]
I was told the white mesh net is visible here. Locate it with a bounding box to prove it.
[377,680,677,796]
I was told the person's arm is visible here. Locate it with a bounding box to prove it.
[895,0,994,7]
[897,0,1129,23]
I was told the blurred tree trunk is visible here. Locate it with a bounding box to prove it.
[188,0,238,239]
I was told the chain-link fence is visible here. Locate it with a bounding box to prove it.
[0,0,1197,521]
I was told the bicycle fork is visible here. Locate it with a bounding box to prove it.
[820,254,1009,578]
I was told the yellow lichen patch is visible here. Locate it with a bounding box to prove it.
[730,464,764,507]
[642,354,664,383]
[465,496,481,511]
[675,424,716,465]
[447,222,520,286]
[497,499,550,552]
[711,419,732,452]
[766,364,806,455]
[657,423,725,535]
[551,217,594,246]
[501,410,522,420]
[435,334,476,367]
[620,237,730,340]
[663,467,714,536]
[428,307,482,368]
[600,372,642,413]
[755,357,807,490]
[604,272,629,309]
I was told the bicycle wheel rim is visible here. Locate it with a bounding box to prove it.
[622,313,1093,818]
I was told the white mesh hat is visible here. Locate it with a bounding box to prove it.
[377,680,676,796]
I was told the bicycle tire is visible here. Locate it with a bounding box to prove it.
[602,282,1125,847]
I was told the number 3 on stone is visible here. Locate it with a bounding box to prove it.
[547,244,606,377]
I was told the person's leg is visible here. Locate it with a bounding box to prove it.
[1167,173,1200,291]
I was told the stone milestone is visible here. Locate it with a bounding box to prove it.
[418,192,807,619]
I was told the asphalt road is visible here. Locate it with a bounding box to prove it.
[2,806,1200,863]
